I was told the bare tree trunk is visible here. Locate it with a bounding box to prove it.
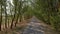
[0,4,2,31]
[10,6,16,29]
[14,14,19,27]
[0,0,3,31]
[5,6,7,28]
[14,2,21,27]
[10,0,18,29]
[10,13,16,29]
[7,18,9,27]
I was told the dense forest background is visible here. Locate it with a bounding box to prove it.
[0,0,60,32]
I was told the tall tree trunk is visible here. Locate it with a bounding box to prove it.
[10,6,16,29]
[14,14,19,27]
[7,18,9,27]
[0,4,2,31]
[14,2,22,27]
[0,0,2,31]
[4,2,7,28]
[10,0,18,29]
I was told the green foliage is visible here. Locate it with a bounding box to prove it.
[33,0,60,31]
[0,0,60,32]
[24,6,34,19]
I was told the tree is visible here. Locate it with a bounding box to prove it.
[4,0,7,28]
[0,0,3,31]
[34,0,60,31]
[14,0,22,27]
[10,0,18,29]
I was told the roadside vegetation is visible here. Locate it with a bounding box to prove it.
[0,0,60,34]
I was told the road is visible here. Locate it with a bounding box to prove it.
[20,17,57,34]
[21,17,44,34]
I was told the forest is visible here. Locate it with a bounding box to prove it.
[0,0,60,34]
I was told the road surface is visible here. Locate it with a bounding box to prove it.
[20,17,57,34]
